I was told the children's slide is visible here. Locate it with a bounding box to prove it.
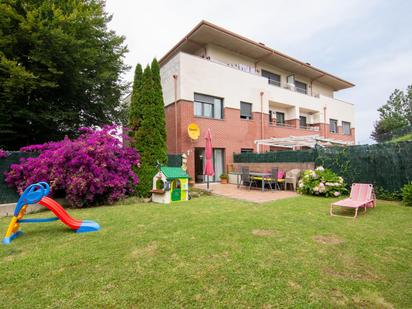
[3,182,100,244]
[38,196,100,232]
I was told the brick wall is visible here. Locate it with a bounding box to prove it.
[165,100,355,179]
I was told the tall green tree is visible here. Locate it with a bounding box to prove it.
[128,64,143,132]
[0,0,129,149]
[132,61,167,197]
[371,85,412,142]
[151,58,167,142]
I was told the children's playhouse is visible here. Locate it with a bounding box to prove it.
[151,166,189,203]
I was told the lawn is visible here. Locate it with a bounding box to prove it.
[1,195,411,308]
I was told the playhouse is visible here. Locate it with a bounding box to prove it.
[151,166,189,204]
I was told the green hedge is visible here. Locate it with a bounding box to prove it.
[0,152,38,204]
[234,149,316,163]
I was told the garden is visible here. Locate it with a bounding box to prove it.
[1,195,411,307]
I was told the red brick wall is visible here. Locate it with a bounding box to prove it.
[165,100,355,178]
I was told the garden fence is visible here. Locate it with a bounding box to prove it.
[234,141,412,197]
[167,154,182,167]
[0,152,38,204]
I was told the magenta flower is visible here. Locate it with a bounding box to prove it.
[5,125,140,207]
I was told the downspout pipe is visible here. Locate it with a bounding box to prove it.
[323,106,327,138]
[173,75,178,153]
[260,91,264,150]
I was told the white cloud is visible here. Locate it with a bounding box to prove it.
[105,0,412,144]
[338,50,412,143]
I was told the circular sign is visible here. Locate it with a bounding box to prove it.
[187,123,200,140]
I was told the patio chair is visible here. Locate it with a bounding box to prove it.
[330,183,376,219]
[266,168,281,191]
[240,166,257,190]
[284,169,301,191]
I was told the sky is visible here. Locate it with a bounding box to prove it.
[105,0,412,144]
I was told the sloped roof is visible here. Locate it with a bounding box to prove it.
[160,166,189,179]
[159,20,354,91]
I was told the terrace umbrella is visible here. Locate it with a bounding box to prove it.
[203,129,214,190]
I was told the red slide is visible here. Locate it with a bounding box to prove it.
[39,196,82,230]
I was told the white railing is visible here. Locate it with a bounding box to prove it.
[268,121,320,131]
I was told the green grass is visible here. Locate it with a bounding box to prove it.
[1,195,411,308]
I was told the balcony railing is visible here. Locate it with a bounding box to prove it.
[203,56,313,97]
[300,125,320,131]
[269,122,320,131]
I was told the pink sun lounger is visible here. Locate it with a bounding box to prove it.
[330,183,376,218]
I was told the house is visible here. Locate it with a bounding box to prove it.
[159,20,355,183]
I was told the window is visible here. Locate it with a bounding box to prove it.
[262,70,281,87]
[342,121,351,135]
[194,93,223,119]
[300,116,307,128]
[241,148,253,153]
[295,80,307,94]
[329,119,338,133]
[276,112,285,124]
[240,102,252,120]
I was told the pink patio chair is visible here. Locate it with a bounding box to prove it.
[330,183,376,218]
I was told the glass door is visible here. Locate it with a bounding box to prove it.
[194,148,225,183]
[213,148,225,182]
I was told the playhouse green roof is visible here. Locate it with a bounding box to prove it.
[160,166,189,179]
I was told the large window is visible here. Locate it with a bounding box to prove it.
[240,102,252,120]
[329,119,338,133]
[295,80,307,94]
[262,70,281,87]
[194,93,223,119]
[300,116,307,128]
[342,121,351,135]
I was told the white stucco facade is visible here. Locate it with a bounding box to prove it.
[161,52,355,127]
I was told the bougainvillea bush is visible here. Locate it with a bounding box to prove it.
[0,149,8,158]
[297,166,347,197]
[5,126,140,207]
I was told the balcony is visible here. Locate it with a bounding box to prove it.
[176,52,355,129]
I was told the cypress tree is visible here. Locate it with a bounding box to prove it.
[151,58,167,142]
[133,65,165,197]
[128,64,143,132]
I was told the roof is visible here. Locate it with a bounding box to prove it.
[159,20,354,91]
[160,166,189,179]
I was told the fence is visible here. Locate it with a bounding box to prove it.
[234,141,412,198]
[167,154,182,167]
[0,152,38,204]
[233,149,316,163]
[316,142,412,197]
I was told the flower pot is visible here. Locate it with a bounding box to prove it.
[220,179,228,184]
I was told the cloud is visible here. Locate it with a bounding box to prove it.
[105,0,412,144]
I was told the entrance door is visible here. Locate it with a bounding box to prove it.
[194,147,225,183]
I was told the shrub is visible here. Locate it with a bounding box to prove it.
[401,183,412,206]
[5,126,140,207]
[0,149,8,158]
[297,166,347,197]
[219,174,228,180]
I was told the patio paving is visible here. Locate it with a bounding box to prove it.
[194,183,298,203]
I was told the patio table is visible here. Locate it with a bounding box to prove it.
[235,172,272,192]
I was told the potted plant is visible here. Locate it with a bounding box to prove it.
[220,173,229,184]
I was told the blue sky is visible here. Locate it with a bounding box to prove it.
[106,0,412,144]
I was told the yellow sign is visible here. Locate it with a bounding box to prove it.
[187,123,200,140]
